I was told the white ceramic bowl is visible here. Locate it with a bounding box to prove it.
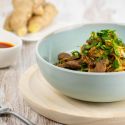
[0,29,22,68]
[36,23,125,102]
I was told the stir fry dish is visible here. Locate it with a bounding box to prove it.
[56,29,125,72]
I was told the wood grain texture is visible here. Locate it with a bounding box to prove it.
[19,65,125,125]
[0,42,62,125]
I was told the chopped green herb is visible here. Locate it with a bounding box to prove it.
[81,63,88,71]
[115,38,123,46]
[112,59,120,69]
[114,47,120,56]
[96,42,102,48]
[82,50,88,55]
[72,50,81,58]
[84,44,91,49]
[56,29,125,72]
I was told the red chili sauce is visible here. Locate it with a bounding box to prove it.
[0,42,14,48]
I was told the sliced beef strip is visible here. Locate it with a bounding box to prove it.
[57,63,67,68]
[57,60,81,70]
[94,59,108,72]
[65,60,81,70]
[58,52,71,60]
[86,40,93,44]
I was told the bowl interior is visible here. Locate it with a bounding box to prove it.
[37,23,125,64]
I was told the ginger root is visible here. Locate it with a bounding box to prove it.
[32,0,45,15]
[28,3,57,33]
[33,5,44,16]
[7,0,33,36]
[4,0,57,36]
[4,15,12,31]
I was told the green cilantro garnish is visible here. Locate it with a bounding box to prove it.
[72,51,81,58]
[112,59,120,69]
[57,29,125,72]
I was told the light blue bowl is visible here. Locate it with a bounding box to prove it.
[36,23,125,102]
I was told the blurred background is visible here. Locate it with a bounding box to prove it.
[0,0,125,25]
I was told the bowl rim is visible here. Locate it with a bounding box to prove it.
[36,22,125,76]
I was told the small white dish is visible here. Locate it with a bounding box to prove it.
[0,17,72,42]
[0,29,22,68]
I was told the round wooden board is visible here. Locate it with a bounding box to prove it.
[19,65,125,125]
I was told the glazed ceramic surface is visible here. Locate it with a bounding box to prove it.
[0,29,22,68]
[36,23,125,102]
